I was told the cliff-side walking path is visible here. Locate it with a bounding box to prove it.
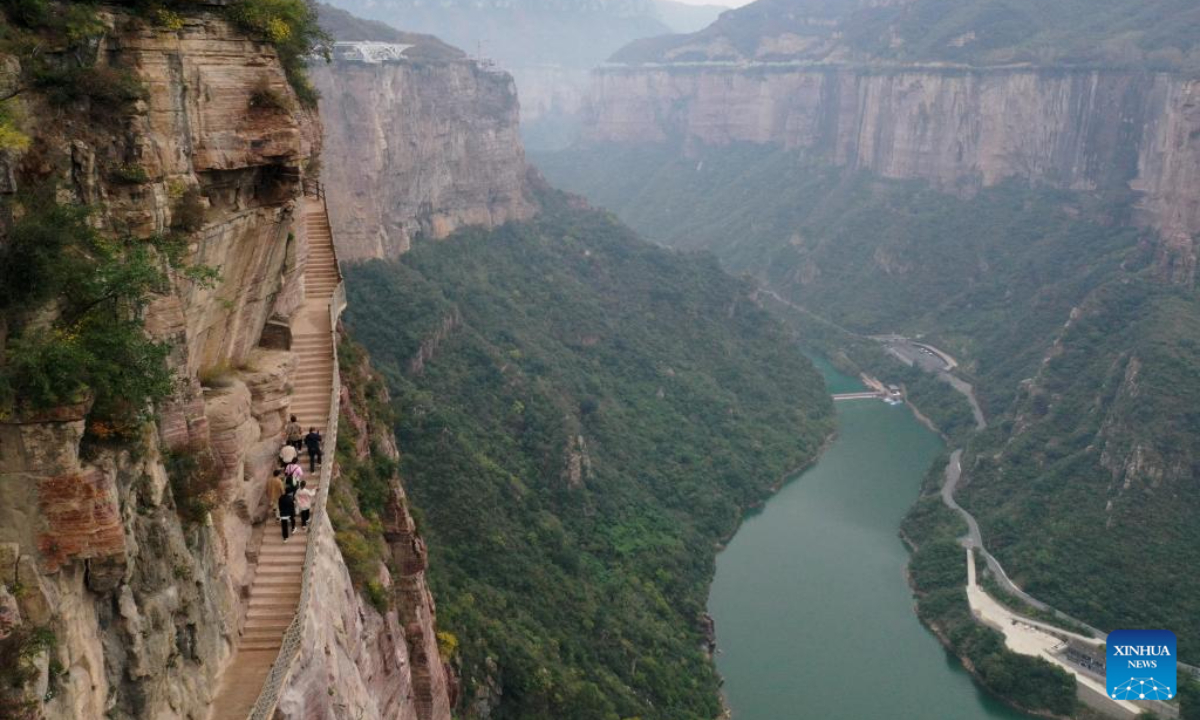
[208,191,340,719]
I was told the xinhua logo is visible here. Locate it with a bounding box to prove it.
[1107,630,1177,701]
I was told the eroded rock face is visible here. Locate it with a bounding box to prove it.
[0,8,319,718]
[583,68,1200,283]
[310,59,536,260]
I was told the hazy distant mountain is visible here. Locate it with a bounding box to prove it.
[613,0,1200,69]
[323,0,670,68]
[653,0,727,33]
[316,4,465,60]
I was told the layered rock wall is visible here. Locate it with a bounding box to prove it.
[583,67,1200,282]
[310,58,535,260]
[0,9,317,718]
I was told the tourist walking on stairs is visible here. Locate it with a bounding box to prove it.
[279,442,297,465]
[278,491,296,541]
[266,470,285,519]
[304,427,323,472]
[284,460,304,493]
[285,414,304,452]
[296,480,315,531]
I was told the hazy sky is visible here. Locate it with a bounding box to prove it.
[672,0,753,6]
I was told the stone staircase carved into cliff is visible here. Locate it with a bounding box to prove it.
[208,184,345,720]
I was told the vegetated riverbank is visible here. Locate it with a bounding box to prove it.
[708,387,1033,719]
[896,401,1078,717]
[786,319,1077,716]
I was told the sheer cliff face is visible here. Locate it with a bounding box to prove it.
[583,67,1200,284]
[0,11,445,720]
[311,58,536,260]
[0,12,315,718]
[277,341,452,720]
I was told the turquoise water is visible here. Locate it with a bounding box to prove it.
[708,360,1030,719]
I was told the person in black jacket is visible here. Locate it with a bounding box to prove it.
[278,491,296,542]
[304,427,323,473]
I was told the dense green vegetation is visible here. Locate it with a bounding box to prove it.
[536,137,1200,664]
[328,335,405,613]
[536,143,1139,416]
[0,625,55,718]
[611,0,1200,71]
[343,193,833,719]
[227,0,330,106]
[902,491,1078,717]
[0,189,210,430]
[961,278,1200,658]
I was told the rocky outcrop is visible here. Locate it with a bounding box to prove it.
[310,54,536,260]
[582,67,1200,284]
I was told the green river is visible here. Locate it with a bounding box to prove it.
[708,357,1030,719]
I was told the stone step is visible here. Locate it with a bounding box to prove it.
[256,554,305,563]
[256,558,305,567]
[257,546,305,554]
[249,556,302,568]
[293,364,332,372]
[245,616,292,629]
[248,595,299,607]
[246,607,295,620]
[243,626,287,638]
[249,576,301,588]
[260,537,310,548]
[248,590,301,602]
[244,623,291,636]
[290,394,331,403]
[243,628,289,640]
[290,396,330,406]
[291,400,330,410]
[294,377,333,387]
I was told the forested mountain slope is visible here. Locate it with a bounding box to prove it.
[342,188,834,719]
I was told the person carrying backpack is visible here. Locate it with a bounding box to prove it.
[284,461,303,495]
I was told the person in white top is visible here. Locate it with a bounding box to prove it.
[279,443,297,465]
[295,480,316,530]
